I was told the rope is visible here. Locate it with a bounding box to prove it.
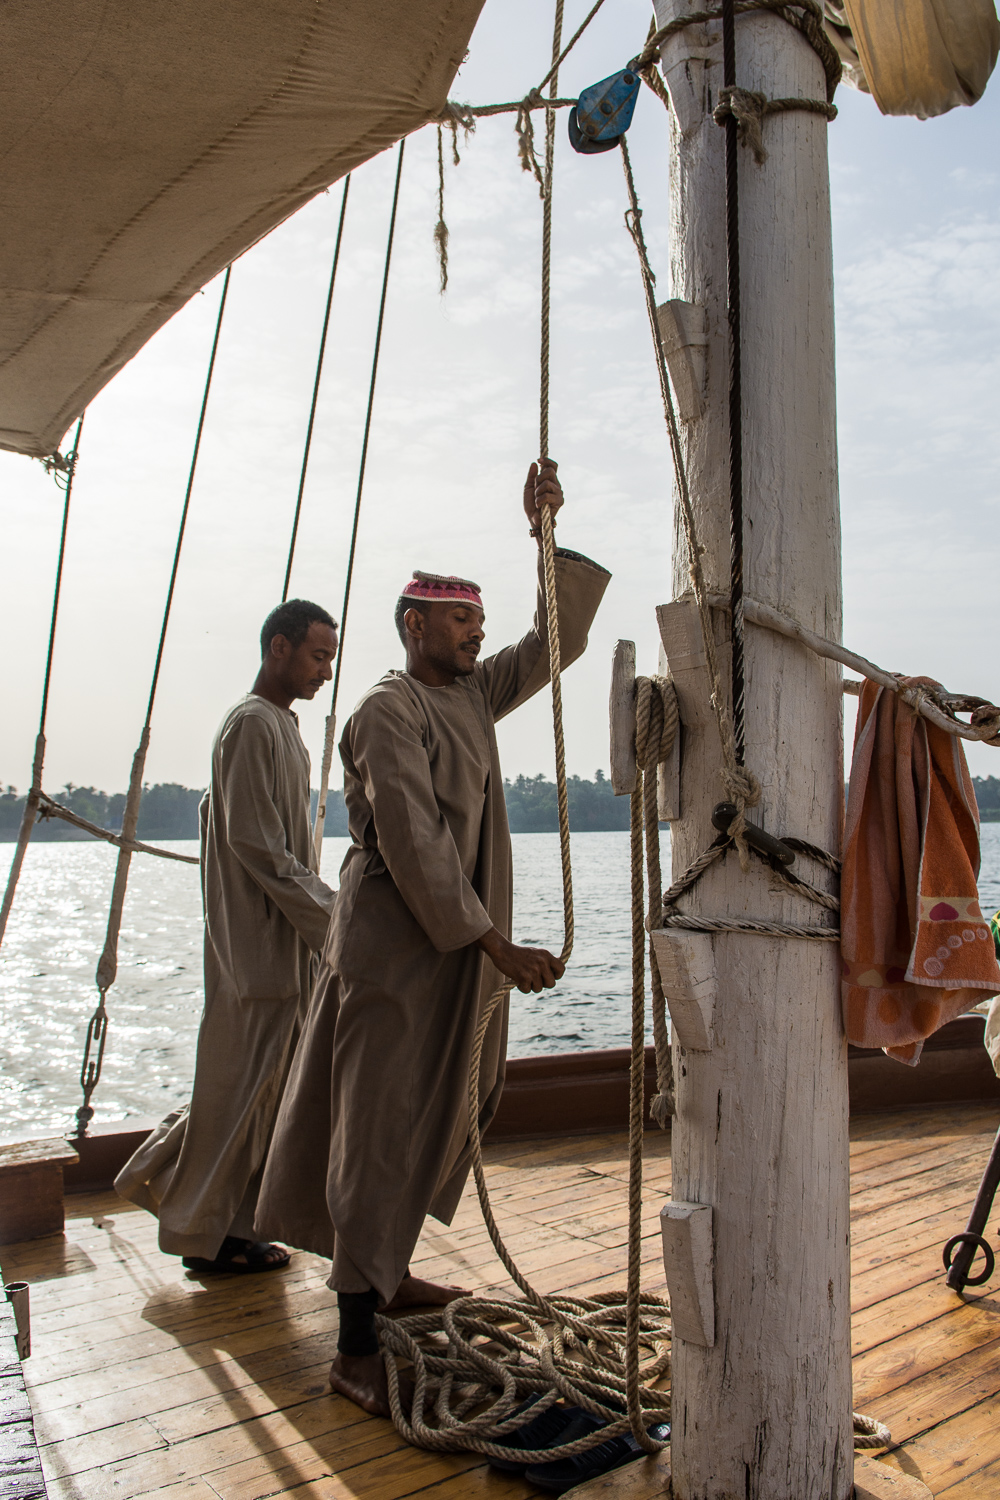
[635,677,679,1128]
[708,590,1000,747]
[635,0,841,103]
[620,137,761,869]
[0,414,84,950]
[74,267,231,1136]
[714,86,836,164]
[283,177,351,601]
[377,7,671,1462]
[435,128,450,294]
[33,793,199,865]
[313,142,405,863]
[722,0,747,776]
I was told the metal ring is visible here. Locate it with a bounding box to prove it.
[943,1232,995,1286]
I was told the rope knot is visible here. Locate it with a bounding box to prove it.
[721,765,762,871]
[516,90,547,193]
[714,87,769,164]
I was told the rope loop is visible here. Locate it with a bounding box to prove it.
[713,85,838,164]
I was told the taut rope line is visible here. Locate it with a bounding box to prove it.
[313,141,405,863]
[283,176,352,602]
[0,414,85,950]
[75,267,232,1136]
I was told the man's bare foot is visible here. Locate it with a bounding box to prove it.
[329,1352,392,1417]
[329,1352,413,1419]
[382,1275,470,1312]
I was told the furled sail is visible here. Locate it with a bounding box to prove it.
[833,0,999,117]
[0,0,484,459]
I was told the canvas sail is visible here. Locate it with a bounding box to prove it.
[835,0,999,117]
[0,0,484,459]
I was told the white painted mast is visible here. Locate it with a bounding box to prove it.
[653,2,852,1496]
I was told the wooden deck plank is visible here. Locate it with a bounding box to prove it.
[4,1105,999,1499]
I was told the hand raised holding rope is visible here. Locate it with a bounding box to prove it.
[524,457,563,540]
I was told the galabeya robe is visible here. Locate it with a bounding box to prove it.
[115,694,335,1259]
[255,549,610,1300]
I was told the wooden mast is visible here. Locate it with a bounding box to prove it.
[653,2,852,1496]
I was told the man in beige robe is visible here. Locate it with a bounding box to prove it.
[256,461,610,1410]
[115,599,338,1271]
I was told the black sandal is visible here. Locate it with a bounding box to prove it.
[523,1421,670,1493]
[182,1235,291,1275]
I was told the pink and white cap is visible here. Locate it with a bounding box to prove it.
[399,570,482,607]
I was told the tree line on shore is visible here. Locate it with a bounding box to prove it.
[5,772,1000,842]
[0,770,633,841]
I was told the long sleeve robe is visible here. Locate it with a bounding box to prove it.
[254,549,610,1301]
[115,694,335,1259]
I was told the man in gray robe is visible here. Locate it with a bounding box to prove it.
[116,599,338,1271]
[256,461,610,1410]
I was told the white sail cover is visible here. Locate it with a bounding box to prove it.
[0,0,484,458]
[841,0,999,117]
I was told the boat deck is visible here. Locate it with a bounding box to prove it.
[3,1102,1000,1499]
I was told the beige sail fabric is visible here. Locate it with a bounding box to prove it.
[255,550,611,1302]
[841,0,999,117]
[0,0,485,459]
[115,694,335,1260]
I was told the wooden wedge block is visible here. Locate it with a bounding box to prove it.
[854,1455,933,1499]
[563,1449,672,1497]
[0,1137,79,1245]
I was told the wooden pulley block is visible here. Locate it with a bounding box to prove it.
[609,640,638,796]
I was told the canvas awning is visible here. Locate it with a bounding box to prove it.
[0,0,484,458]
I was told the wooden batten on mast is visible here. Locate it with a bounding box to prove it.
[653,1,852,1496]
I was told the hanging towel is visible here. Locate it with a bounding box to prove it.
[841,677,1000,1064]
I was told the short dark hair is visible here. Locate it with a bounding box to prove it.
[394,595,430,647]
[260,599,337,657]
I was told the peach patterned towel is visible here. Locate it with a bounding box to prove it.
[841,678,1000,1064]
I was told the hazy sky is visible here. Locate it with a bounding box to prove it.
[2,0,999,796]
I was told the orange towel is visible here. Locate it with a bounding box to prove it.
[842,677,1000,1064]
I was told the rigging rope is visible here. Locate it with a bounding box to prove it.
[0,414,85,950]
[313,142,405,862]
[75,267,232,1136]
[283,177,352,602]
[722,0,747,772]
[377,5,671,1466]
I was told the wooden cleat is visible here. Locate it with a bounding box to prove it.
[562,1451,672,1497]
[854,1455,933,1500]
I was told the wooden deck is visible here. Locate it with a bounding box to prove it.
[2,1103,999,1499]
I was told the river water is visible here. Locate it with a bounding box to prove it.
[0,829,669,1138]
[5,825,1000,1141]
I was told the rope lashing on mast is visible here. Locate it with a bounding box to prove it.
[619,111,842,940]
[283,177,351,602]
[0,414,85,951]
[633,676,679,1126]
[74,266,232,1137]
[619,137,761,870]
[713,86,837,163]
[313,141,405,862]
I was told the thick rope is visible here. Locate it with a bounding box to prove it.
[283,177,351,601]
[313,142,405,863]
[635,677,679,1127]
[75,268,231,1136]
[708,590,1000,746]
[376,8,670,1461]
[32,793,199,865]
[0,414,84,950]
[714,86,837,164]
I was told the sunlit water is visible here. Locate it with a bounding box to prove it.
[0,829,669,1138]
[6,824,1000,1141]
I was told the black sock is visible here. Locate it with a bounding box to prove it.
[337,1287,380,1357]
